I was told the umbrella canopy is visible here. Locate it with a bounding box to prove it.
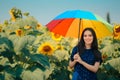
[46,10,113,39]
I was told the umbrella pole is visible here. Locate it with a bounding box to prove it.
[78,19,81,43]
[77,19,81,53]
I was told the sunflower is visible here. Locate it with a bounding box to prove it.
[36,23,41,30]
[51,32,62,41]
[0,28,2,32]
[15,29,24,36]
[24,25,32,29]
[113,25,120,39]
[102,54,108,61]
[56,45,64,50]
[37,42,54,55]
[9,10,16,22]
[98,39,102,45]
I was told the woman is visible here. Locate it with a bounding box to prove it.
[69,27,102,80]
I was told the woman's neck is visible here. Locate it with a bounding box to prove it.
[85,44,91,49]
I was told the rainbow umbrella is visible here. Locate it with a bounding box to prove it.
[46,10,113,39]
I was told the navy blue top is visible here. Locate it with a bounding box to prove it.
[70,46,102,80]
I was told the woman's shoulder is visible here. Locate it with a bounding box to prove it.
[97,50,102,55]
[73,46,78,51]
[94,49,101,55]
[72,46,78,54]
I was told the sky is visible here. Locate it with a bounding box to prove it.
[0,0,120,25]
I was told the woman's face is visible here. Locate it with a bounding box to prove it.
[83,30,93,46]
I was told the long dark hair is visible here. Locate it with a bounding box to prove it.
[77,27,101,61]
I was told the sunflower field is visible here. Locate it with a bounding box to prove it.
[0,7,120,80]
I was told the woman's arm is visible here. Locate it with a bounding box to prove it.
[80,61,100,73]
[75,53,100,73]
[69,53,79,68]
[69,60,77,69]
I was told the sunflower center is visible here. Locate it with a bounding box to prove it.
[43,45,52,52]
[16,29,23,36]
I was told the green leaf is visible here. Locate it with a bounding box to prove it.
[21,48,30,56]
[4,65,16,77]
[107,76,119,80]
[106,58,120,72]
[0,37,13,49]
[97,72,107,80]
[28,63,46,71]
[0,74,4,80]
[103,63,111,71]
[29,54,50,69]
[9,32,16,35]
[0,65,4,72]
[14,65,23,78]
[27,30,43,36]
[1,48,15,63]
[4,65,23,79]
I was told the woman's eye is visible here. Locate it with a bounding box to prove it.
[89,35,92,37]
[84,35,87,37]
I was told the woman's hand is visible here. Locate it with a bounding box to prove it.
[74,53,83,64]
[69,53,80,68]
[73,53,79,60]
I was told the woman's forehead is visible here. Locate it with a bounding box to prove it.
[84,30,92,34]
